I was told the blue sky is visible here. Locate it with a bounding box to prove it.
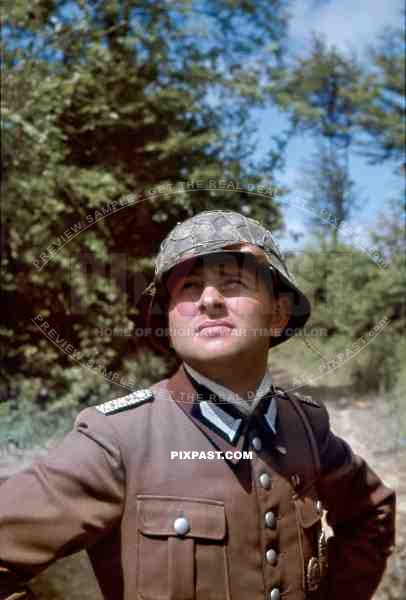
[253,0,403,249]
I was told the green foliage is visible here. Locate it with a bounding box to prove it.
[300,143,358,247]
[284,201,405,393]
[270,26,404,214]
[355,21,405,171]
[271,36,364,145]
[269,36,366,248]
[1,0,288,444]
[0,348,173,448]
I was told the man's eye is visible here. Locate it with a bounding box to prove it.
[183,281,200,289]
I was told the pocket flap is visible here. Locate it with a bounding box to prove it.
[295,495,322,528]
[137,495,226,540]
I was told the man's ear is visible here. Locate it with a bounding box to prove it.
[269,296,290,332]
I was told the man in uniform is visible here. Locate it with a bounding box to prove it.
[0,210,396,600]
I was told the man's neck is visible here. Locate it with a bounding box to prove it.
[183,359,268,401]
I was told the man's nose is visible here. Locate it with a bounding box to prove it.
[197,284,226,311]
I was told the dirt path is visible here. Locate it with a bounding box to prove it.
[326,396,406,600]
[1,394,405,599]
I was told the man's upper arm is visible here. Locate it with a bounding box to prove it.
[0,407,125,597]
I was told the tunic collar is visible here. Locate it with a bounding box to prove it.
[183,362,277,441]
[160,363,279,465]
[183,362,274,415]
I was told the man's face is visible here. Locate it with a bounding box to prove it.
[166,253,289,367]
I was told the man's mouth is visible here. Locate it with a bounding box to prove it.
[195,320,234,336]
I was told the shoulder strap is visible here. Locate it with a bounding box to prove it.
[95,388,153,415]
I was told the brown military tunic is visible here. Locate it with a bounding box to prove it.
[0,364,396,600]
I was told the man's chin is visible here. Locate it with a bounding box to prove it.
[186,339,246,362]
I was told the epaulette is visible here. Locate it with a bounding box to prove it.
[95,388,154,415]
[292,391,320,408]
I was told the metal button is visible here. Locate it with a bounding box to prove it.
[173,516,190,536]
[252,436,262,451]
[259,472,271,489]
[265,549,277,565]
[268,588,281,600]
[316,500,323,515]
[265,511,276,529]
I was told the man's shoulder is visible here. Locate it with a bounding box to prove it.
[73,387,156,446]
[275,386,330,440]
[94,388,154,416]
[290,390,322,409]
[274,386,323,408]
[75,374,173,433]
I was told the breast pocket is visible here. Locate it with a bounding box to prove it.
[136,495,230,600]
[295,493,326,596]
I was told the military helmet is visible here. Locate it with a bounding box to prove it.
[145,210,311,351]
